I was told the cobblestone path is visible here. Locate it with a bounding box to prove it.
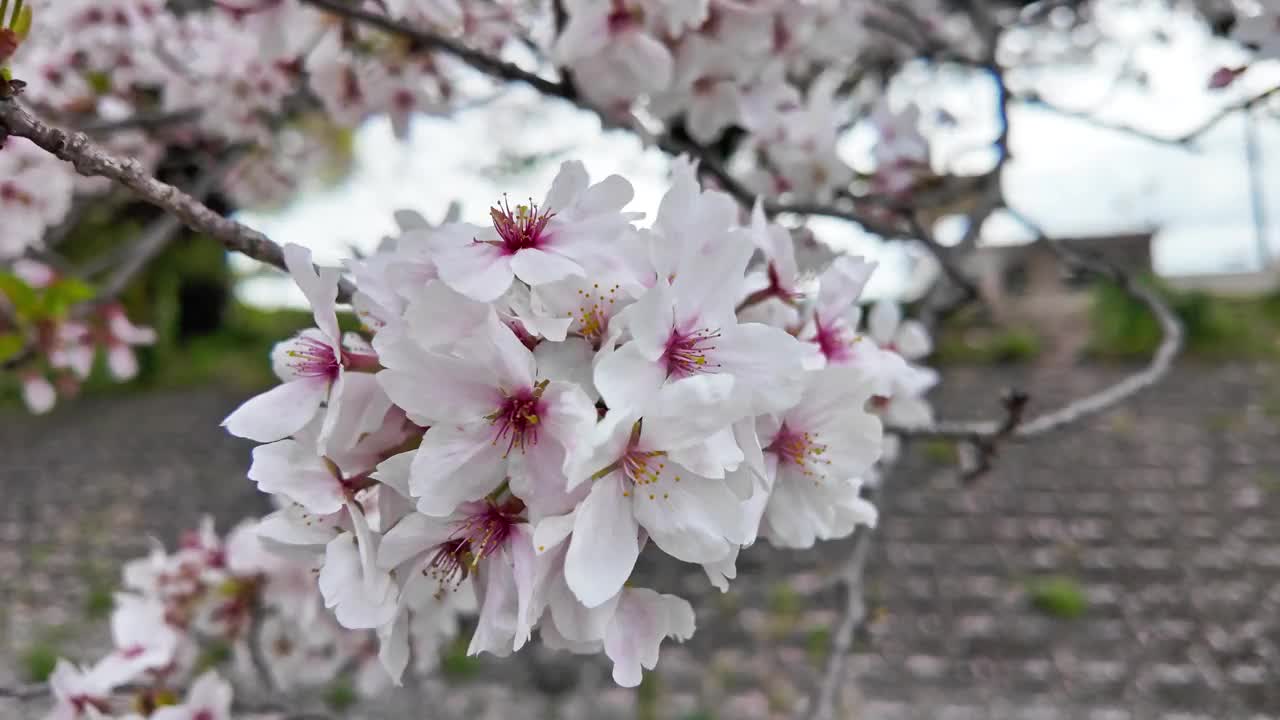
[3,361,1279,719]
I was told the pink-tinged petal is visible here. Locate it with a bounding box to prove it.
[248,439,345,515]
[509,525,540,651]
[566,477,640,608]
[509,441,585,521]
[402,280,489,349]
[106,344,139,381]
[283,243,342,344]
[542,160,590,211]
[619,279,675,359]
[868,300,902,346]
[538,381,599,455]
[703,545,739,592]
[478,309,536,391]
[817,255,877,319]
[468,558,519,657]
[509,248,585,286]
[639,375,740,451]
[410,424,506,516]
[603,588,695,687]
[256,505,342,549]
[434,242,516,302]
[713,322,808,414]
[21,375,55,415]
[572,173,635,216]
[593,342,667,415]
[533,337,595,398]
[533,511,577,553]
[376,352,501,424]
[895,319,933,360]
[377,512,454,570]
[377,613,410,686]
[222,377,328,442]
[632,473,742,562]
[372,451,415,499]
[323,372,394,469]
[665,427,744,481]
[670,236,753,330]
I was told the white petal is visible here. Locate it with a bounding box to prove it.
[543,160,590,210]
[403,280,489,350]
[894,319,933,360]
[283,243,342,344]
[222,377,328,443]
[107,345,139,381]
[434,242,515,302]
[377,512,454,570]
[21,375,55,414]
[566,478,640,608]
[868,300,902,346]
[603,588,694,687]
[410,424,506,516]
[593,342,667,415]
[510,248,585,286]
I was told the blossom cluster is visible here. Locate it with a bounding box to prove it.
[43,513,414,720]
[213,159,937,689]
[3,0,949,259]
[1,259,156,414]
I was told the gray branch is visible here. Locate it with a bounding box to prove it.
[0,91,354,304]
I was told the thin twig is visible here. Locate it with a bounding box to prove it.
[1020,84,1280,149]
[802,520,874,720]
[888,213,1185,443]
[0,683,46,700]
[0,89,354,303]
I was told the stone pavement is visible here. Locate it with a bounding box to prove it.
[2,361,1280,719]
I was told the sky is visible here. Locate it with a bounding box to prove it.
[234,1,1280,308]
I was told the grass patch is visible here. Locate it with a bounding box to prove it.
[1027,575,1087,619]
[324,682,358,712]
[20,641,60,682]
[919,439,957,466]
[805,627,831,666]
[440,634,482,679]
[1089,279,1280,360]
[84,586,115,620]
[934,325,1043,365]
[637,671,661,720]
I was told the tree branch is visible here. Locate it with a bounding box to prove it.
[888,214,1185,444]
[1020,84,1280,149]
[800,519,874,720]
[0,90,355,303]
[79,107,200,136]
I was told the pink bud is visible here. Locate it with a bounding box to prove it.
[1207,66,1244,90]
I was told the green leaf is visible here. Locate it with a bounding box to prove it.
[39,277,95,317]
[13,5,31,41]
[0,332,25,362]
[0,273,38,316]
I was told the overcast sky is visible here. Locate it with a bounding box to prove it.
[235,1,1280,308]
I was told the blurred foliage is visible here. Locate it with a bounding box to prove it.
[1026,575,1087,620]
[930,298,1043,365]
[440,634,483,679]
[324,682,358,712]
[1088,278,1280,359]
[20,640,60,682]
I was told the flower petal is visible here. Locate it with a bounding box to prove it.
[566,477,640,608]
[222,377,327,443]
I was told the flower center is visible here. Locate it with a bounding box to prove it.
[811,315,858,364]
[487,380,548,456]
[766,423,831,480]
[284,335,341,379]
[606,1,643,34]
[662,327,720,379]
[490,196,554,254]
[588,420,675,501]
[425,501,522,595]
[574,283,621,349]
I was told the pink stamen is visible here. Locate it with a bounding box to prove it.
[489,196,555,254]
[662,327,720,379]
[487,381,548,456]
